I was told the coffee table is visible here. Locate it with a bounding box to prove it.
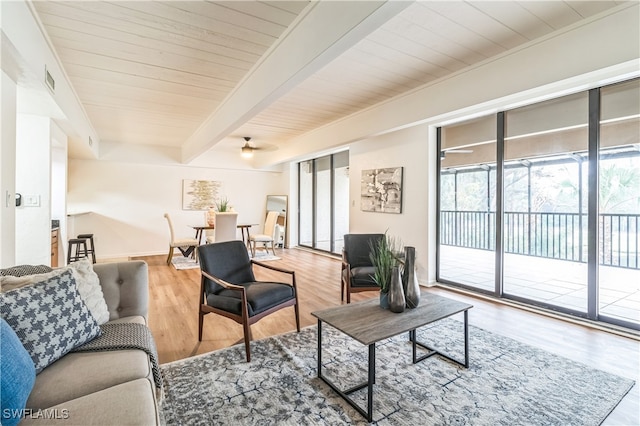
[311,291,473,422]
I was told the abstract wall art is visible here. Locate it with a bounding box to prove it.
[182,179,222,210]
[361,167,403,213]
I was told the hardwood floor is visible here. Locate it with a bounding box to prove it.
[138,248,639,425]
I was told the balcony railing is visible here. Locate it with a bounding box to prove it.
[440,211,639,269]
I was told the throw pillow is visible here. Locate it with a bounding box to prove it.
[0,269,101,373]
[0,259,110,325]
[67,258,110,324]
[0,264,52,277]
[0,318,36,426]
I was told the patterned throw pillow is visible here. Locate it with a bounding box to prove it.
[0,269,101,373]
[0,264,52,277]
[0,259,110,325]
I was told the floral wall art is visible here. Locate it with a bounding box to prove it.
[361,167,403,213]
[182,179,222,210]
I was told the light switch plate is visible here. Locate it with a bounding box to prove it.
[24,194,40,207]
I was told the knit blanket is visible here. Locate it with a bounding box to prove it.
[72,322,162,390]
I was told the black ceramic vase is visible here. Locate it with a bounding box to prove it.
[403,246,421,308]
[388,266,406,313]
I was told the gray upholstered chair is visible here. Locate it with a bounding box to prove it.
[341,233,384,303]
[197,240,300,362]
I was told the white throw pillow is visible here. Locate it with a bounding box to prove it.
[66,258,110,325]
[0,258,110,325]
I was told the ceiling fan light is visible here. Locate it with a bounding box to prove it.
[241,144,254,158]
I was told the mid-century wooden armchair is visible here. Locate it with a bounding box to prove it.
[197,240,300,362]
[341,233,385,303]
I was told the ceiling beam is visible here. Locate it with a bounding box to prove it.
[181,0,413,163]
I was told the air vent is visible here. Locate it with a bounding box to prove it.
[45,66,55,93]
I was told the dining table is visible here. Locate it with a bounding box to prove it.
[191,224,258,246]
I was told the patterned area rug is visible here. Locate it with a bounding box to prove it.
[160,319,634,425]
[248,251,281,261]
[170,256,199,270]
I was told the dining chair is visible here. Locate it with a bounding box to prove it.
[205,212,238,243]
[198,240,300,362]
[163,213,199,265]
[248,211,279,257]
[342,233,385,303]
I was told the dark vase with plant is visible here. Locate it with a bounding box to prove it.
[370,233,403,310]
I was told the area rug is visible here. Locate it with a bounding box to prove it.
[248,251,281,262]
[170,256,199,270]
[160,319,634,425]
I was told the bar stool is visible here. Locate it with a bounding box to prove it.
[67,238,89,264]
[77,233,96,264]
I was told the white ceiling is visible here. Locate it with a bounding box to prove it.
[31,0,627,164]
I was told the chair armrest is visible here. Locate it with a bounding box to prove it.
[201,270,245,291]
[93,261,149,321]
[250,260,296,289]
[251,260,293,275]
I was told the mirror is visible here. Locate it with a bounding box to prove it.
[266,195,288,248]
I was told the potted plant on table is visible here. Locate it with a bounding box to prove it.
[215,196,230,212]
[369,233,405,312]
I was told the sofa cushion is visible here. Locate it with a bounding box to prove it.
[0,318,36,426]
[0,259,110,325]
[26,349,153,409]
[21,379,159,426]
[0,269,101,373]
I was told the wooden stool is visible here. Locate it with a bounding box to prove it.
[67,238,89,264]
[77,233,96,264]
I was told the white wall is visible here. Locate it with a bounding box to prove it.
[67,159,287,260]
[349,124,436,285]
[0,71,17,267]
[51,122,68,263]
[15,114,51,265]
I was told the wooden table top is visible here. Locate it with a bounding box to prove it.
[312,291,473,346]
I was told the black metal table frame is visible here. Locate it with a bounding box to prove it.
[316,310,469,423]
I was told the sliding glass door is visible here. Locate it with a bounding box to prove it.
[298,151,349,255]
[437,77,639,330]
[438,116,496,292]
[503,92,589,314]
[598,79,640,325]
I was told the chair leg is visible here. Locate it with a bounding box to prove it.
[341,279,344,301]
[166,247,174,265]
[347,286,351,304]
[198,311,204,341]
[270,241,276,256]
[250,241,256,258]
[294,303,300,332]
[243,322,252,362]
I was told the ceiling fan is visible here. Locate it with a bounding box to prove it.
[241,137,261,158]
[440,149,473,160]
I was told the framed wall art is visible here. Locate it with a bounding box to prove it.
[361,167,403,214]
[182,179,221,210]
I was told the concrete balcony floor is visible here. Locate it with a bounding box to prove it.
[440,245,640,326]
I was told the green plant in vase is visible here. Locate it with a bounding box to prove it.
[215,197,230,212]
[369,233,403,308]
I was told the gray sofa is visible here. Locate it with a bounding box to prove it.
[14,261,160,425]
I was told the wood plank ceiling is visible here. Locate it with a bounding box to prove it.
[32,1,626,163]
